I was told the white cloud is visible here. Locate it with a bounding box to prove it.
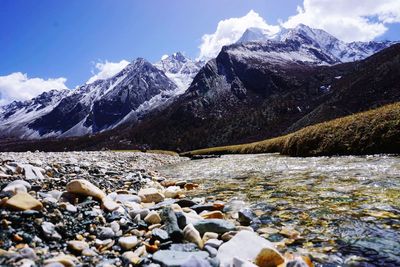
[0,72,68,106]
[283,0,400,42]
[87,60,130,84]
[198,10,280,60]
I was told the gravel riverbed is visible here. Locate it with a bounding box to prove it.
[0,151,314,267]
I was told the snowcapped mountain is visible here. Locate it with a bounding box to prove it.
[237,24,397,63]
[0,58,178,139]
[0,24,397,141]
[154,52,204,94]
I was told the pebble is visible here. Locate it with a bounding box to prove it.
[183,223,203,248]
[201,210,224,219]
[43,254,78,267]
[98,227,115,239]
[144,211,162,225]
[152,228,170,242]
[67,240,89,253]
[118,236,138,250]
[202,232,218,241]
[193,219,236,235]
[5,192,43,211]
[152,250,210,267]
[255,248,285,267]
[66,179,106,200]
[164,186,182,198]
[217,231,282,267]
[161,207,183,242]
[42,222,62,241]
[2,180,31,195]
[138,188,165,203]
[122,251,141,265]
[204,238,223,249]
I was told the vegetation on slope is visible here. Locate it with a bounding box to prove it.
[182,102,400,157]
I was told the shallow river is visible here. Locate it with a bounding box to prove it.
[157,154,400,266]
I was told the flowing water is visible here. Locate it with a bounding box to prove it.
[157,154,400,266]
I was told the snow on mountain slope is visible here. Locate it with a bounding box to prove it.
[154,52,204,94]
[237,24,397,63]
[0,89,69,138]
[0,58,178,139]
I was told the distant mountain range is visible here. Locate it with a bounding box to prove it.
[0,24,398,152]
[0,53,203,139]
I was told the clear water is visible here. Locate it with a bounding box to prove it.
[157,154,400,266]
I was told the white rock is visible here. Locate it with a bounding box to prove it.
[2,180,29,195]
[217,231,283,267]
[118,236,138,250]
[66,179,106,200]
[183,224,203,248]
[232,257,259,267]
[164,186,182,198]
[138,188,165,203]
[23,164,45,180]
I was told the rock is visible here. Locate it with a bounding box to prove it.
[98,227,115,239]
[152,250,209,267]
[2,180,31,195]
[191,204,216,213]
[257,227,280,235]
[122,251,141,265]
[201,211,224,219]
[202,232,219,243]
[44,254,78,267]
[23,164,45,180]
[175,199,197,208]
[204,245,218,258]
[19,247,38,260]
[95,239,115,252]
[114,194,141,204]
[193,219,235,235]
[66,179,119,211]
[152,228,170,242]
[67,240,89,253]
[138,188,165,203]
[176,212,187,229]
[144,211,162,225]
[183,224,203,248]
[161,207,183,242]
[221,231,237,241]
[66,179,106,200]
[5,192,43,211]
[119,236,138,250]
[280,227,301,239]
[223,199,246,217]
[81,248,97,257]
[285,256,312,267]
[164,186,182,198]
[181,255,213,267]
[232,257,259,267]
[42,222,62,241]
[110,220,120,233]
[184,183,199,191]
[101,197,120,212]
[204,239,223,249]
[184,211,204,225]
[59,203,78,213]
[17,258,36,267]
[238,208,257,226]
[217,231,283,267]
[255,248,285,267]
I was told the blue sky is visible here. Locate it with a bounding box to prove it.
[0,0,399,103]
[0,0,301,87]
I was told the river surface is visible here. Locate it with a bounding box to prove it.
[157,154,400,267]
